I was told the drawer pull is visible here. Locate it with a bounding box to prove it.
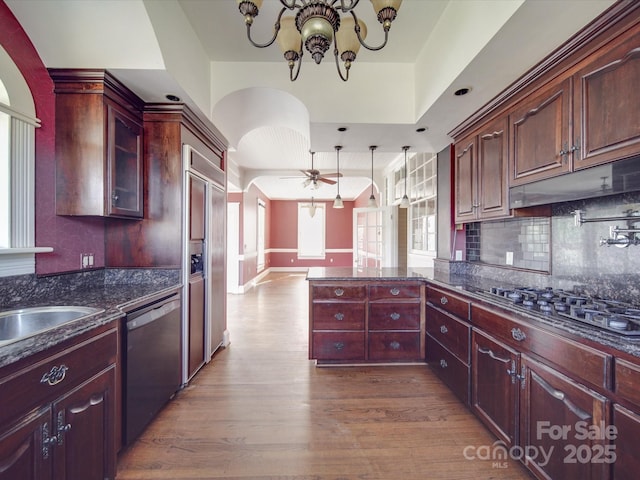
[390,312,401,321]
[334,312,345,321]
[334,288,345,297]
[440,359,448,369]
[40,365,68,386]
[390,288,400,296]
[389,341,401,350]
[440,325,448,334]
[440,296,448,305]
[333,342,345,351]
[511,328,527,342]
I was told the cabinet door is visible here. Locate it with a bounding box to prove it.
[510,77,572,185]
[471,330,519,447]
[477,117,510,219]
[0,407,51,480]
[454,135,477,223]
[188,275,206,379]
[573,28,640,170]
[107,103,143,218]
[52,367,116,480]
[519,355,610,480]
[612,403,640,480]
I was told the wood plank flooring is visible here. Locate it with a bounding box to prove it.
[116,272,532,480]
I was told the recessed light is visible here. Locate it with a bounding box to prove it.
[416,127,427,133]
[337,127,347,132]
[454,87,471,96]
[165,94,181,102]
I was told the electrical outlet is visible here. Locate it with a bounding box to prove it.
[455,250,463,261]
[506,251,514,265]
[80,253,94,269]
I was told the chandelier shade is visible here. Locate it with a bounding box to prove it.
[236,0,403,81]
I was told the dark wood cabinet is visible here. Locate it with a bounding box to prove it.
[0,327,117,480]
[454,117,510,222]
[612,403,640,480]
[308,281,424,364]
[471,329,519,446]
[573,26,640,170]
[510,77,572,186]
[50,69,144,219]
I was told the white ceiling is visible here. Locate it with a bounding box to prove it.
[7,0,616,201]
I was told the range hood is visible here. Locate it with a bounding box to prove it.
[510,155,640,209]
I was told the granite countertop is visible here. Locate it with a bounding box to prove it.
[306,266,640,359]
[0,282,182,368]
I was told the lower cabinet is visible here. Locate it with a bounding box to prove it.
[0,327,117,480]
[612,404,640,480]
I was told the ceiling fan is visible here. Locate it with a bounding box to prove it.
[282,151,342,189]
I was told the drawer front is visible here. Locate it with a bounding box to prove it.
[368,331,421,361]
[426,305,470,363]
[312,284,366,300]
[369,303,421,331]
[312,332,365,361]
[472,304,612,391]
[615,358,640,406]
[0,328,117,427]
[426,285,470,320]
[369,284,421,300]
[426,335,470,405]
[312,302,365,330]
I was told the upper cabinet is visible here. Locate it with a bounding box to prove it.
[455,117,510,223]
[51,69,144,219]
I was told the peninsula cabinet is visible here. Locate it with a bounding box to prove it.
[454,117,511,223]
[50,69,144,219]
[425,285,471,404]
[308,280,424,364]
[0,326,118,480]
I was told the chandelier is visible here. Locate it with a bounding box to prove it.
[236,0,403,81]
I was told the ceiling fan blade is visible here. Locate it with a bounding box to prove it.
[318,177,337,185]
[319,172,343,178]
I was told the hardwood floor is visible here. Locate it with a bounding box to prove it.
[116,272,531,479]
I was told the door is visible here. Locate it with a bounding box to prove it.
[471,329,520,447]
[353,208,385,268]
[519,355,610,480]
[0,407,51,480]
[53,367,116,480]
[208,182,226,356]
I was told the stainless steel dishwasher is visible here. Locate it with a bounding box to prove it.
[123,292,182,446]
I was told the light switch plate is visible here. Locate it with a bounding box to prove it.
[506,251,514,265]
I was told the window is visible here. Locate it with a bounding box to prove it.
[0,48,48,277]
[409,153,437,255]
[298,202,325,259]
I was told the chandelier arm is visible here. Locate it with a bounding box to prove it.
[290,46,304,81]
[337,0,361,12]
[333,46,350,82]
[350,11,390,51]
[246,6,288,48]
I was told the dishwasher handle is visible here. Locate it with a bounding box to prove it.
[126,298,181,332]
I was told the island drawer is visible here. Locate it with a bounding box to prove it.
[426,305,470,363]
[312,302,365,330]
[426,334,469,405]
[368,331,421,361]
[369,303,421,331]
[369,284,421,300]
[312,332,365,361]
[615,357,640,406]
[426,285,470,320]
[311,284,366,300]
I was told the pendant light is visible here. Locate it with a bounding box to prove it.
[367,145,377,208]
[333,145,344,208]
[399,146,410,208]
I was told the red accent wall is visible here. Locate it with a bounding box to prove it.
[0,2,105,275]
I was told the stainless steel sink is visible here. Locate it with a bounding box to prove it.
[0,306,103,345]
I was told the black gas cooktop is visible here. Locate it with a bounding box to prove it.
[483,287,640,336]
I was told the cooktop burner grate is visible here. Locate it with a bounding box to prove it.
[485,287,640,336]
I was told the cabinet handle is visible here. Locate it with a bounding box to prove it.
[334,288,344,297]
[440,296,448,305]
[111,191,119,204]
[42,422,53,459]
[334,312,345,321]
[390,288,400,296]
[389,341,401,350]
[333,342,345,351]
[390,312,401,321]
[56,411,72,446]
[440,325,448,334]
[440,359,448,369]
[40,364,68,386]
[520,365,527,390]
[511,328,527,342]
[559,143,569,163]
[506,359,518,384]
[570,137,580,155]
